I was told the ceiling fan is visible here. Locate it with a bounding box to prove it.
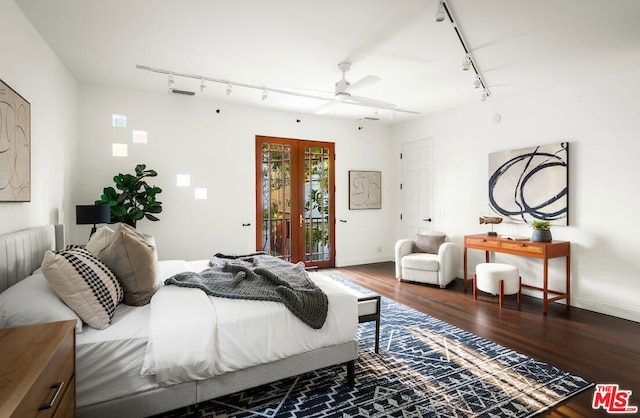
[316,62,399,114]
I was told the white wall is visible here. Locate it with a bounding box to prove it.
[391,69,640,322]
[0,0,77,235]
[73,85,394,265]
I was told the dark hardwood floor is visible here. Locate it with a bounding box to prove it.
[323,262,640,418]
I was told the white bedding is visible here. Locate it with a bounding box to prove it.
[76,304,154,407]
[75,259,208,407]
[142,265,358,386]
[76,259,358,405]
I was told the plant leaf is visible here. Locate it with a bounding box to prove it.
[98,165,163,226]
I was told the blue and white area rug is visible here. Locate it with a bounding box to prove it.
[156,276,593,418]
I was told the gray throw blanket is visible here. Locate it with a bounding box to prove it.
[164,254,328,329]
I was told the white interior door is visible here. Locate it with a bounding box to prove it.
[401,139,433,238]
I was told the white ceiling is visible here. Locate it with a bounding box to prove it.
[15,0,640,123]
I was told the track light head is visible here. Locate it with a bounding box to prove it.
[200,79,206,92]
[481,89,489,101]
[474,76,482,89]
[435,1,445,22]
[462,54,471,71]
[226,83,232,96]
[168,74,174,87]
[261,89,268,101]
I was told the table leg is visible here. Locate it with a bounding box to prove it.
[463,247,468,291]
[543,258,549,313]
[566,254,571,307]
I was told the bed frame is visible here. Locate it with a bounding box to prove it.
[0,225,358,418]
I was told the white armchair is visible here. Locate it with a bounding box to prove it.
[395,231,460,288]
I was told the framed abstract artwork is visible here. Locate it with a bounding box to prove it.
[488,142,568,225]
[349,170,381,210]
[0,79,31,202]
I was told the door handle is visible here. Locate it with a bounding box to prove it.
[299,214,303,228]
[423,218,432,222]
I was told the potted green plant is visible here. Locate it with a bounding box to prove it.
[531,220,552,242]
[95,164,163,228]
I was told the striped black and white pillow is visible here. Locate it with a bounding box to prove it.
[42,246,123,330]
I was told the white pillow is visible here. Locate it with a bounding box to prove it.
[0,273,83,333]
[85,225,115,256]
[157,260,198,284]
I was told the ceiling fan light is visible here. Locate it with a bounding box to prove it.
[335,91,350,102]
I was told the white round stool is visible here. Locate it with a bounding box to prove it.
[474,263,521,307]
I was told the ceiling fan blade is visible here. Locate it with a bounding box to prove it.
[283,86,334,99]
[315,99,339,115]
[349,95,397,110]
[347,75,381,93]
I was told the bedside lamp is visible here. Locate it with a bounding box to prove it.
[76,204,111,238]
[479,216,502,236]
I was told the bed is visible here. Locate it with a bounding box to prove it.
[0,224,359,418]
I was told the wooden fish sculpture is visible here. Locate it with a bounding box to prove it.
[479,216,503,224]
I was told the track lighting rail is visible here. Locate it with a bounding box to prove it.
[136,64,420,115]
[437,1,490,100]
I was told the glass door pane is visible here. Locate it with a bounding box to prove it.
[260,142,291,262]
[303,146,331,262]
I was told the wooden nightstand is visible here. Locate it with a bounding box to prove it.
[0,320,76,418]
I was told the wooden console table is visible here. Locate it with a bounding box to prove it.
[463,234,570,313]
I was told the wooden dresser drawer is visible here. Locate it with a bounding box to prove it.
[501,241,544,254]
[0,321,76,418]
[52,376,76,418]
[27,328,74,418]
[465,237,501,249]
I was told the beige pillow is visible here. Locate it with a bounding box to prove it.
[97,223,159,306]
[85,225,115,256]
[414,232,446,254]
[41,247,123,330]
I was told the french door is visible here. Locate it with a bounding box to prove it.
[255,136,335,268]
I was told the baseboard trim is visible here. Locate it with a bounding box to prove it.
[516,285,639,323]
[337,255,392,267]
[570,294,640,323]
